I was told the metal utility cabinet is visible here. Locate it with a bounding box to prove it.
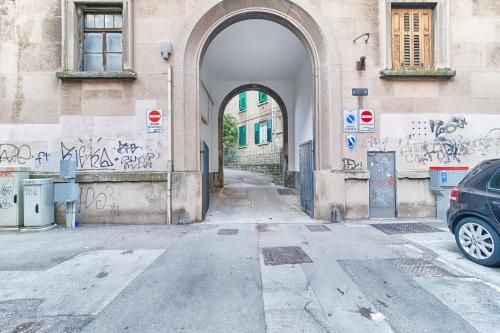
[0,167,30,228]
[23,179,55,228]
[429,166,469,221]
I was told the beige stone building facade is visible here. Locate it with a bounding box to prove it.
[1,0,499,224]
[224,91,283,153]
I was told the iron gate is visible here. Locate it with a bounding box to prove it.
[368,151,396,218]
[299,140,314,217]
[202,141,209,219]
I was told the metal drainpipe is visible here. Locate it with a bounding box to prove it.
[166,64,173,224]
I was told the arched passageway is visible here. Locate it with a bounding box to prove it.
[172,1,342,223]
[200,18,314,220]
[216,84,290,188]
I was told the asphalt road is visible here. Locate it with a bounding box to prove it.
[1,170,499,333]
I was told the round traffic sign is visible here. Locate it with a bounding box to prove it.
[360,110,373,123]
[148,110,161,123]
[346,114,355,124]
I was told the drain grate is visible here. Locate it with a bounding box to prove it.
[305,224,331,232]
[262,246,313,266]
[217,229,238,235]
[391,259,456,277]
[370,223,444,235]
[277,189,294,195]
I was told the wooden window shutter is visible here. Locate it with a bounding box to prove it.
[239,92,246,111]
[392,8,433,70]
[239,126,246,147]
[258,91,268,104]
[267,119,272,142]
[254,123,260,145]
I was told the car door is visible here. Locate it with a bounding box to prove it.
[486,168,500,223]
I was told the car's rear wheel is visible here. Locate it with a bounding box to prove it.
[455,217,500,267]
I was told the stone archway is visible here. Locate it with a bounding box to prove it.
[215,84,290,188]
[171,0,342,223]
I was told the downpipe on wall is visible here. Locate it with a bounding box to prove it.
[166,64,173,224]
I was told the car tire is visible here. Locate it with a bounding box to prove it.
[454,217,500,267]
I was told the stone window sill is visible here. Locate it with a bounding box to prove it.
[56,71,137,81]
[379,68,456,80]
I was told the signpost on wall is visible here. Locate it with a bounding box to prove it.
[147,108,163,133]
[343,109,358,133]
[359,109,375,133]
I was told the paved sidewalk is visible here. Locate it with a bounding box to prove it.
[1,219,499,333]
[205,169,315,224]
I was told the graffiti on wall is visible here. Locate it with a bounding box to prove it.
[0,144,32,165]
[369,116,500,166]
[0,138,159,171]
[56,184,119,215]
[343,158,363,170]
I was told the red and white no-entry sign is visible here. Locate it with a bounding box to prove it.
[147,108,163,133]
[360,110,373,123]
[359,109,374,132]
[148,109,161,123]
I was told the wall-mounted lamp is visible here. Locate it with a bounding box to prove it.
[160,42,172,60]
[356,56,366,71]
[353,33,370,44]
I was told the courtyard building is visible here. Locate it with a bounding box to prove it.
[0,0,499,224]
[223,91,285,183]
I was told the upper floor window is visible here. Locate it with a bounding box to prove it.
[239,92,247,112]
[84,12,123,72]
[258,91,268,104]
[391,8,433,70]
[57,1,135,80]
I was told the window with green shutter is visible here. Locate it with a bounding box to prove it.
[254,123,260,145]
[239,125,247,147]
[239,92,247,112]
[267,119,272,142]
[258,91,268,104]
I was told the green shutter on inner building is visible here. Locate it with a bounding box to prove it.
[254,123,260,144]
[258,91,268,104]
[239,125,247,147]
[267,119,272,142]
[239,92,247,111]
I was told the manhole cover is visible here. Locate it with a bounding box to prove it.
[391,259,456,277]
[256,224,269,232]
[217,229,238,235]
[277,189,293,195]
[262,246,313,266]
[305,224,331,232]
[370,223,444,235]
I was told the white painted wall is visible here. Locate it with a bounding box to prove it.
[291,60,314,171]
[200,19,314,173]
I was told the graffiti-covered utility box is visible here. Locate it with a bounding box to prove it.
[0,167,30,228]
[23,179,55,228]
[429,166,469,220]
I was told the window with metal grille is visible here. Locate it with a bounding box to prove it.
[391,8,433,70]
[83,11,123,72]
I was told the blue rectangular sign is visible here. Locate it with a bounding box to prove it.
[441,171,448,185]
[352,88,368,96]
